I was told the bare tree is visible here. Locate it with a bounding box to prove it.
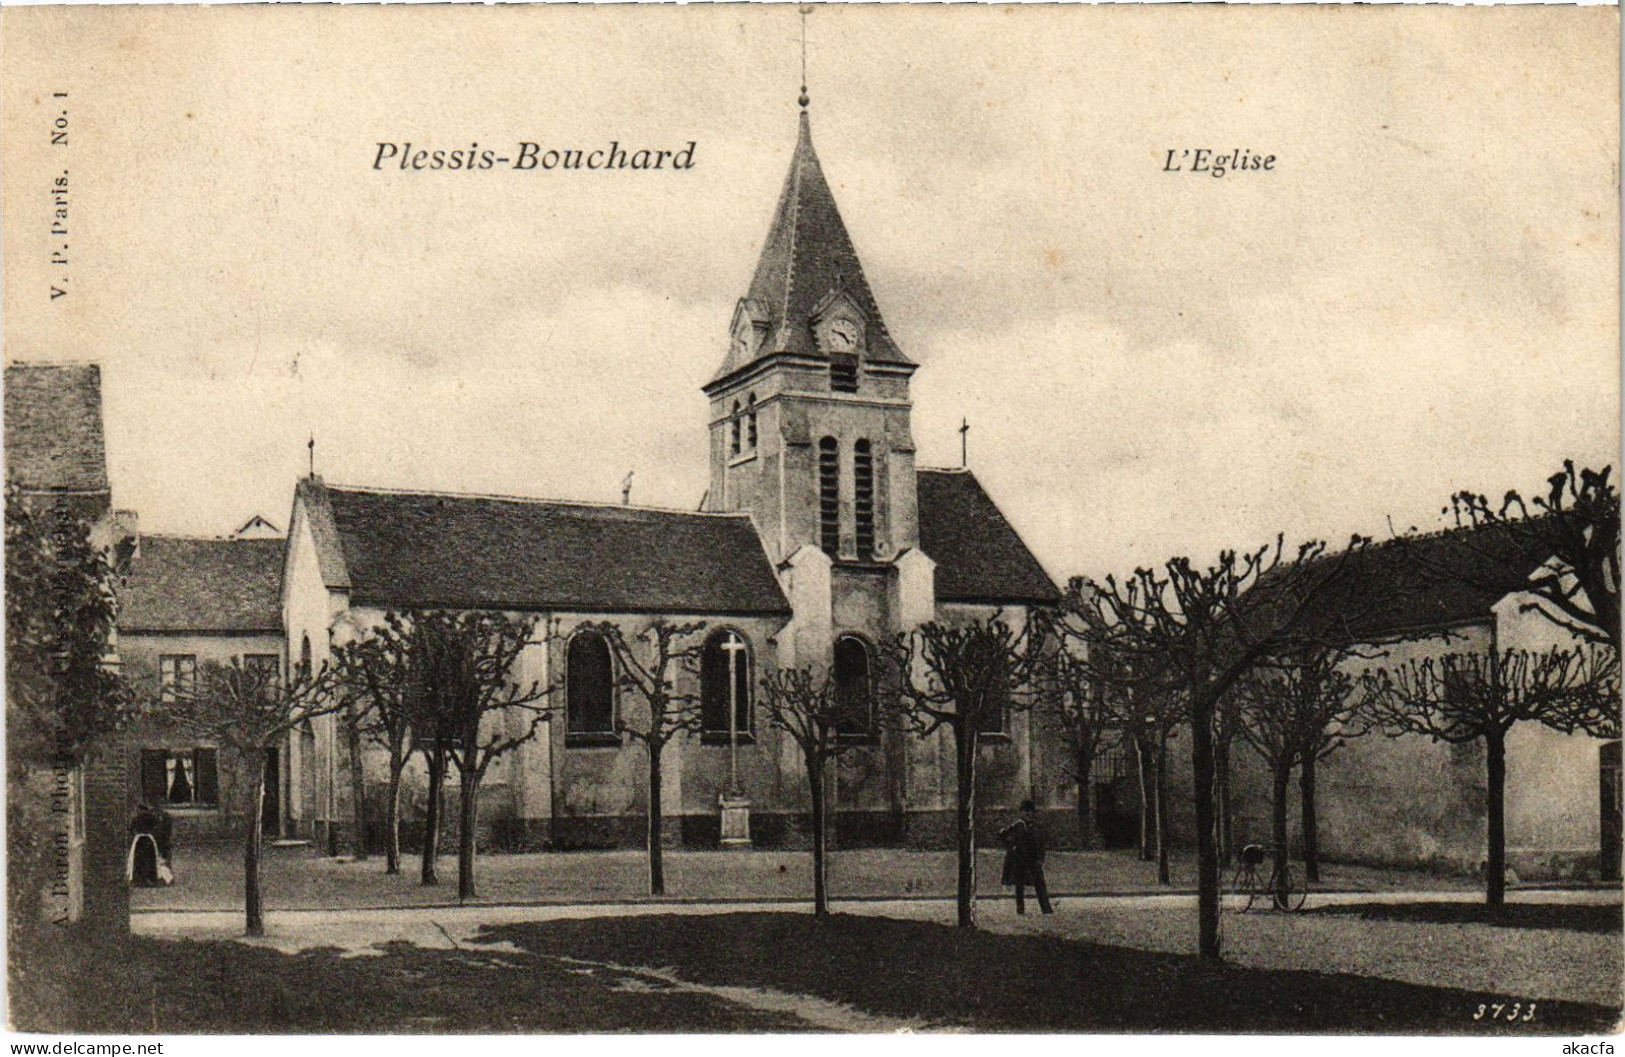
[1075,536,1373,961]
[881,614,1042,929]
[1231,649,1359,904]
[1364,645,1618,909]
[1032,646,1112,850]
[401,611,554,901]
[1450,462,1620,651]
[592,619,707,896]
[330,622,415,874]
[759,666,863,915]
[174,659,337,935]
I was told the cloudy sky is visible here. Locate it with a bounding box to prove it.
[3,5,1618,582]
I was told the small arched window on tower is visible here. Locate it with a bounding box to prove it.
[730,401,742,457]
[746,394,758,451]
[833,634,875,739]
[700,629,753,740]
[818,437,840,558]
[854,439,875,560]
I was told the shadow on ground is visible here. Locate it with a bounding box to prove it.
[1304,901,1624,934]
[14,933,807,1034]
[478,912,1620,1033]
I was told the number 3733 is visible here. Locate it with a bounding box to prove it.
[1474,1001,1536,1022]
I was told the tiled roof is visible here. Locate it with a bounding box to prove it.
[119,536,285,634]
[1286,523,1552,642]
[307,480,792,616]
[917,469,1060,606]
[711,110,911,383]
[4,363,110,494]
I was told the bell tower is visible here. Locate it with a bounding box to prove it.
[702,101,920,574]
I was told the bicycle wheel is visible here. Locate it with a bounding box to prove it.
[1232,865,1258,913]
[1286,862,1309,911]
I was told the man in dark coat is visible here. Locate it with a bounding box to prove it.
[999,799,1053,915]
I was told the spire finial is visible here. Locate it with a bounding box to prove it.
[308,434,316,478]
[798,6,811,109]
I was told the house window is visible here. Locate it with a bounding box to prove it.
[242,654,281,690]
[833,634,874,739]
[730,401,742,456]
[746,394,758,450]
[977,689,1008,736]
[701,630,753,740]
[854,439,875,560]
[830,353,859,393]
[158,654,196,704]
[818,437,840,558]
[567,629,617,744]
[140,748,219,809]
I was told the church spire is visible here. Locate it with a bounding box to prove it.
[710,103,912,384]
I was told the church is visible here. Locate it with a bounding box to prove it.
[279,97,1064,852]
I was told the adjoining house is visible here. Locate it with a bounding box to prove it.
[1197,526,1621,881]
[279,101,1064,852]
[3,362,129,933]
[117,533,288,844]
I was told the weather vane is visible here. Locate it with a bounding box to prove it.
[798,6,811,109]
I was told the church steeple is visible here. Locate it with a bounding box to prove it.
[711,109,913,384]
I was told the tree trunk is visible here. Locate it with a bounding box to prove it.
[457,764,479,902]
[1271,761,1292,909]
[954,726,978,929]
[1485,729,1507,911]
[1155,731,1171,886]
[1135,732,1155,862]
[1189,695,1222,962]
[809,753,828,916]
[421,748,444,886]
[345,711,367,861]
[1300,749,1320,884]
[1215,728,1234,867]
[1074,743,1101,850]
[384,745,404,876]
[244,763,267,938]
[647,745,665,897]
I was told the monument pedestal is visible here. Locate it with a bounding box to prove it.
[719,795,752,847]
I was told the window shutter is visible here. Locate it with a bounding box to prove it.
[194,748,220,806]
[140,750,168,804]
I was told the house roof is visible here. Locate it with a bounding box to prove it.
[917,469,1060,606]
[711,109,911,384]
[304,479,792,616]
[4,363,110,494]
[119,536,286,634]
[1285,522,1553,642]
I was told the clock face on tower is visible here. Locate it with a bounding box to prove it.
[827,318,859,352]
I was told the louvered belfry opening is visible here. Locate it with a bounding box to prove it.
[829,353,859,392]
[818,436,840,558]
[854,439,875,560]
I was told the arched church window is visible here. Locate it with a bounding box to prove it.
[566,629,616,740]
[833,634,874,738]
[854,439,875,560]
[298,635,312,682]
[746,395,758,451]
[818,437,840,558]
[701,629,753,738]
[730,401,742,456]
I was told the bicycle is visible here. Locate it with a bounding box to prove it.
[1228,843,1308,912]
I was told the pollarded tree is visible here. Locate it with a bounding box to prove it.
[1032,646,1112,850]
[402,610,554,902]
[1451,462,1619,651]
[759,666,864,915]
[591,619,707,897]
[174,658,337,936]
[1230,649,1359,904]
[882,614,1043,929]
[1364,645,1618,909]
[1076,536,1377,962]
[330,623,415,875]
